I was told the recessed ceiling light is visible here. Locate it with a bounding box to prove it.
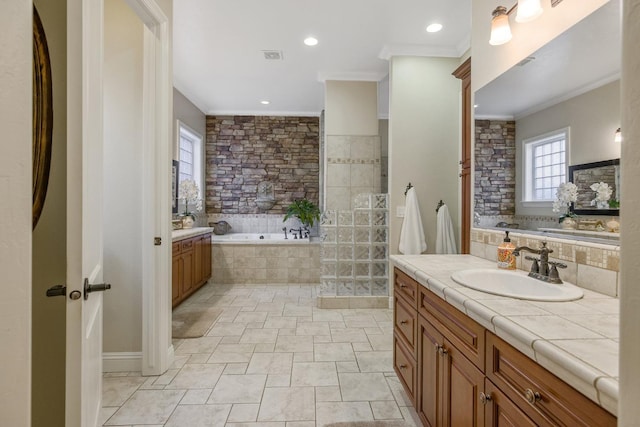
[260,100,270,105]
[304,37,318,46]
[473,104,478,108]
[426,23,443,33]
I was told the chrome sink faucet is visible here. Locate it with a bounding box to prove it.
[512,241,567,284]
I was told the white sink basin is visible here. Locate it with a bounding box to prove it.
[450,269,584,302]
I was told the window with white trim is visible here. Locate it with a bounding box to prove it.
[178,122,203,196]
[523,128,569,202]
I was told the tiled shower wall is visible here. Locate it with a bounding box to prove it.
[474,119,516,216]
[205,115,319,214]
[325,135,381,210]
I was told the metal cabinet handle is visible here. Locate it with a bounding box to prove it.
[400,283,407,288]
[434,343,441,353]
[399,364,407,369]
[480,392,492,405]
[438,346,448,356]
[524,388,541,404]
[400,320,408,325]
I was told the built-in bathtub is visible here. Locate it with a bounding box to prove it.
[212,232,316,244]
[211,233,320,284]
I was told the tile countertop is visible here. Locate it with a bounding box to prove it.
[171,227,213,242]
[390,254,619,416]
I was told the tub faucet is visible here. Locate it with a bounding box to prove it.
[512,241,566,284]
[289,228,303,239]
[282,227,288,240]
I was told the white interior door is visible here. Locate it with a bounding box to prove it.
[66,0,106,426]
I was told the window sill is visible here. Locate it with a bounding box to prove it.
[520,200,553,208]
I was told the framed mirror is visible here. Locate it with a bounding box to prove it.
[569,158,620,216]
[32,5,53,229]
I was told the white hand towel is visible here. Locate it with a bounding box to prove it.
[436,204,458,254]
[399,187,427,254]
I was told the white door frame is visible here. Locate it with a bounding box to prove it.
[123,0,172,376]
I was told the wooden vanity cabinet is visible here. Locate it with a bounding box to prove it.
[392,267,617,427]
[486,332,616,427]
[417,298,484,427]
[172,232,212,308]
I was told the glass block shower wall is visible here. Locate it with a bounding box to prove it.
[319,194,389,296]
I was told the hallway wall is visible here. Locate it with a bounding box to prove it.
[31,0,67,425]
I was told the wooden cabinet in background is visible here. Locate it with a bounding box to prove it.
[172,232,212,308]
[393,267,616,427]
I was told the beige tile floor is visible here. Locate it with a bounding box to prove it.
[100,282,420,427]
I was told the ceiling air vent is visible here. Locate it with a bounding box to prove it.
[263,50,283,60]
[516,56,536,67]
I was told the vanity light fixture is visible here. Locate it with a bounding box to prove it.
[490,0,562,45]
[614,128,622,143]
[515,0,543,22]
[426,23,443,33]
[489,6,513,46]
[303,37,318,46]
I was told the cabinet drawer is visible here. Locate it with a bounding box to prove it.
[394,295,417,359]
[419,286,485,370]
[394,267,418,308]
[486,332,616,427]
[394,335,416,405]
[181,239,194,251]
[172,242,181,255]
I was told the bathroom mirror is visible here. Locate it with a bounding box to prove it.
[569,158,620,215]
[32,5,53,230]
[473,1,621,241]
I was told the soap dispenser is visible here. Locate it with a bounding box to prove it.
[497,231,516,270]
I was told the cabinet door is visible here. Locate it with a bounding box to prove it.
[203,233,212,280]
[172,255,181,307]
[417,315,444,427]
[193,235,204,286]
[181,247,195,295]
[443,338,484,427]
[484,380,537,427]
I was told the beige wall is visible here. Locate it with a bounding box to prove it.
[515,80,621,216]
[31,1,67,425]
[471,0,609,92]
[173,88,205,160]
[389,56,461,254]
[325,80,379,136]
[103,0,144,354]
[620,0,640,422]
[0,0,32,424]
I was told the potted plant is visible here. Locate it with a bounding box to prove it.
[552,182,579,228]
[283,198,320,228]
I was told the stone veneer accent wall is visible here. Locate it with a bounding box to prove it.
[474,120,516,216]
[206,116,320,214]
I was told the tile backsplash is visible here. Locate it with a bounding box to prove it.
[470,228,620,297]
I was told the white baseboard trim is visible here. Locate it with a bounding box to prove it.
[103,352,143,373]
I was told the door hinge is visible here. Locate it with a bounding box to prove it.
[154,237,162,246]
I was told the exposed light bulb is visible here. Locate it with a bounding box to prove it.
[516,0,544,23]
[489,6,512,46]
